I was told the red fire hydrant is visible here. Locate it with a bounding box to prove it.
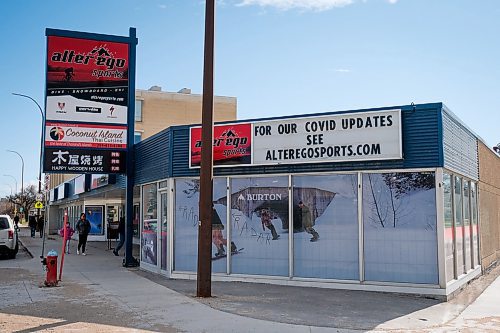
[43,250,58,287]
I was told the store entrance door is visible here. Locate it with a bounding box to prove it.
[159,191,168,273]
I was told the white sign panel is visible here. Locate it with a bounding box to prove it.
[45,122,127,149]
[46,95,127,124]
[252,109,402,165]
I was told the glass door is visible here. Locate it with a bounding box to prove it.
[160,192,168,272]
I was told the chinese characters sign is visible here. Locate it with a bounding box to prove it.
[44,148,126,173]
[43,32,130,174]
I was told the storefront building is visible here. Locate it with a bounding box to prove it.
[133,102,500,299]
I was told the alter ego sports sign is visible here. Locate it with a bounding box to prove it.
[190,123,251,167]
[43,30,131,174]
[189,109,402,167]
[45,36,129,124]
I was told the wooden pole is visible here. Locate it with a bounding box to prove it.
[197,0,215,298]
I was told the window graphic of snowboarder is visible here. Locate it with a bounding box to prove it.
[298,201,319,242]
[260,209,279,240]
[212,206,236,257]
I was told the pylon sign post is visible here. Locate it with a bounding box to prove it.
[42,28,138,267]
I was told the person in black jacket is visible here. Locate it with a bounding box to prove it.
[113,216,125,256]
[28,215,37,238]
[76,213,91,255]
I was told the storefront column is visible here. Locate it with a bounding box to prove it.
[288,174,293,279]
[436,168,446,288]
[357,172,364,282]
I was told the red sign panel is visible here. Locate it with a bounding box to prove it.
[190,123,252,167]
[46,36,129,90]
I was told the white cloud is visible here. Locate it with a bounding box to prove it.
[158,4,167,9]
[334,68,351,73]
[236,0,400,11]
[236,0,354,11]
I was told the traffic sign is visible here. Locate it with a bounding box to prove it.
[35,201,44,209]
[36,193,43,201]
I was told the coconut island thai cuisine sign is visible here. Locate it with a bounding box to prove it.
[43,32,130,173]
[189,109,402,167]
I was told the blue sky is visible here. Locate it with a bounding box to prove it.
[0,0,499,196]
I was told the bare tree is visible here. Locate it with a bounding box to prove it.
[7,185,38,218]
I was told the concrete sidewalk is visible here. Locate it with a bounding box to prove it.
[4,226,500,332]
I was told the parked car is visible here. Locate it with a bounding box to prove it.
[0,215,19,259]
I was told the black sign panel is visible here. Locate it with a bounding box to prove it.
[44,148,126,174]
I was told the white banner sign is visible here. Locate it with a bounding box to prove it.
[252,109,402,165]
[46,95,127,124]
[45,122,127,149]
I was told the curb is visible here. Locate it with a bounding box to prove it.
[18,239,34,259]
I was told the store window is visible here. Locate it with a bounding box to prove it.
[463,181,472,272]
[230,176,289,277]
[362,172,438,284]
[160,192,168,271]
[133,185,140,238]
[454,177,465,276]
[134,132,142,144]
[293,174,359,280]
[142,183,157,265]
[471,182,479,267]
[174,178,227,273]
[443,173,455,282]
[135,99,143,122]
[85,206,104,235]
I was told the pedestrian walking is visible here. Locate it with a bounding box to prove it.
[113,216,125,256]
[260,208,279,240]
[76,213,91,255]
[298,201,319,242]
[13,214,19,229]
[37,215,44,238]
[28,215,37,238]
[58,221,75,254]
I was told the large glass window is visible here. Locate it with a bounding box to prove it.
[293,174,359,280]
[142,183,157,265]
[454,177,464,275]
[174,178,227,273]
[443,173,455,282]
[230,176,289,276]
[363,172,438,284]
[471,182,479,267]
[463,181,471,271]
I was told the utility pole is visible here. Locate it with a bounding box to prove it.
[197,0,215,298]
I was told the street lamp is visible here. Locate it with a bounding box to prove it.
[3,184,13,214]
[13,93,46,257]
[4,175,18,215]
[12,93,43,198]
[6,150,24,220]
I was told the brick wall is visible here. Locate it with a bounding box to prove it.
[478,141,500,270]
